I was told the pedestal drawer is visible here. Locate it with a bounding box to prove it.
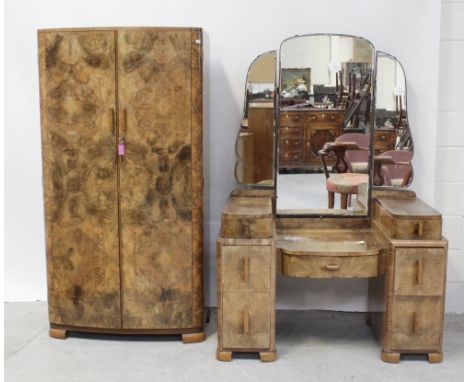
[282,253,379,278]
[391,296,443,351]
[394,248,446,296]
[222,292,271,349]
[221,246,271,293]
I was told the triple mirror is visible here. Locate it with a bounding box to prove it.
[235,34,414,217]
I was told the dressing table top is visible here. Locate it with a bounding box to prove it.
[276,228,387,257]
[376,198,441,220]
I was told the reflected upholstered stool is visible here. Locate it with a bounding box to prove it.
[326,173,369,209]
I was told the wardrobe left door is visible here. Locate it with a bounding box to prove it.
[38,30,122,328]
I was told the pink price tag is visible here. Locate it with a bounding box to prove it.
[118,143,125,156]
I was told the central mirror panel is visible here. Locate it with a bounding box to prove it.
[277,34,374,216]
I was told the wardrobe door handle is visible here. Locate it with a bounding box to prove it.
[242,257,249,283]
[108,107,115,136]
[118,108,127,157]
[416,259,424,285]
[243,310,249,335]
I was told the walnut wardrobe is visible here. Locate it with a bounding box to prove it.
[38,27,204,341]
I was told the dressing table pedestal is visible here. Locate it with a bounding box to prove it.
[216,190,277,362]
[369,196,447,363]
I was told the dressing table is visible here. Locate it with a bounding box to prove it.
[218,34,447,363]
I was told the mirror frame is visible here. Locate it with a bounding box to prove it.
[235,50,277,188]
[371,50,414,190]
[275,33,376,218]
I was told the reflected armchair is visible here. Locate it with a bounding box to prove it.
[335,133,370,173]
[376,150,413,187]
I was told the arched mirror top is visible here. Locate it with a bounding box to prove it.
[235,51,277,187]
[373,51,414,189]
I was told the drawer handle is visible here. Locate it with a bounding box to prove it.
[243,310,249,335]
[417,222,424,236]
[325,264,340,271]
[413,312,419,335]
[242,257,249,283]
[416,259,424,285]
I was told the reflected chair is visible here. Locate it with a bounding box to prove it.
[335,133,370,174]
[376,150,413,186]
[319,145,369,209]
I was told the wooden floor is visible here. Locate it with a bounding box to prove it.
[5,302,464,382]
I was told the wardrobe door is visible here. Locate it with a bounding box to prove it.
[38,30,121,328]
[117,28,203,329]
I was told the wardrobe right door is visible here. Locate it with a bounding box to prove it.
[118,28,203,330]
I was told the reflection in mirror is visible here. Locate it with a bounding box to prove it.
[373,52,414,188]
[235,51,276,186]
[276,34,374,216]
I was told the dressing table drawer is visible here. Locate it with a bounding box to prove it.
[390,296,443,351]
[221,292,271,349]
[221,246,271,293]
[394,248,446,297]
[374,200,442,240]
[282,253,379,278]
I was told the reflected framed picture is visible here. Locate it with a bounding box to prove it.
[280,68,311,94]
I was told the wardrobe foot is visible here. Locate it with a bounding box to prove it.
[381,350,400,363]
[428,352,443,363]
[182,332,205,343]
[260,351,277,362]
[49,328,68,340]
[216,350,232,362]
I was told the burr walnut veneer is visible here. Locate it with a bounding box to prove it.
[38,27,204,341]
[217,189,447,363]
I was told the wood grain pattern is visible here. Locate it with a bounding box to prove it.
[222,292,271,349]
[39,30,121,328]
[370,197,448,362]
[282,253,379,278]
[117,28,201,329]
[221,246,271,292]
[393,248,445,297]
[222,196,273,238]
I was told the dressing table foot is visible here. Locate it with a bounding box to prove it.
[380,350,400,363]
[182,332,205,343]
[260,351,277,362]
[49,328,68,339]
[428,352,443,363]
[216,350,232,362]
[365,313,372,327]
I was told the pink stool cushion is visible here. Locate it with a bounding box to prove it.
[326,173,369,194]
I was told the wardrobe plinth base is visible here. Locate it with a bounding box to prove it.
[182,332,206,343]
[49,323,204,339]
